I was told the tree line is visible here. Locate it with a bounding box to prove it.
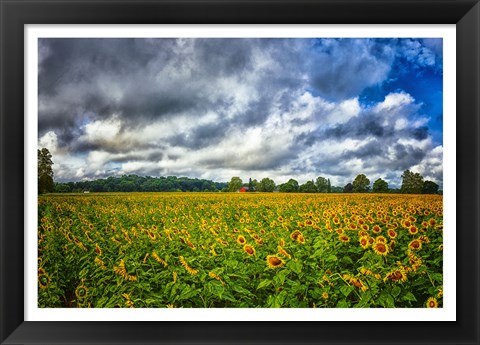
[226,171,440,194]
[38,148,441,195]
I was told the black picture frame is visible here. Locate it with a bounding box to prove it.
[1,0,479,344]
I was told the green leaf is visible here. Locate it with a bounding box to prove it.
[391,286,402,298]
[336,299,350,308]
[178,284,199,301]
[325,254,338,263]
[339,285,354,297]
[378,293,395,308]
[257,279,272,290]
[403,292,417,302]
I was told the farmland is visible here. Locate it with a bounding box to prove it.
[38,192,443,308]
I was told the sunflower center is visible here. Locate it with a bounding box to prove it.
[269,257,282,266]
[377,244,386,253]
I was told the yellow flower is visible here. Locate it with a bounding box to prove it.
[426,297,439,308]
[266,255,285,269]
[409,239,422,250]
[208,271,225,285]
[113,259,137,281]
[244,244,256,256]
[152,252,168,267]
[179,256,198,275]
[236,235,246,245]
[277,246,291,259]
[384,268,408,283]
[75,284,88,300]
[372,242,389,256]
[38,272,50,289]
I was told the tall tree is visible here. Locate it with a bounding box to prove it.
[227,177,243,192]
[352,174,370,193]
[257,177,275,192]
[38,148,54,194]
[248,178,254,191]
[327,178,332,193]
[315,176,328,192]
[372,178,389,193]
[401,170,424,194]
[422,180,439,194]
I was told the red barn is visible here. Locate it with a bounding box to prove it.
[239,187,248,193]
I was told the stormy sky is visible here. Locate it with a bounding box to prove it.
[38,38,443,187]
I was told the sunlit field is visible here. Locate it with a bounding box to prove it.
[38,192,443,308]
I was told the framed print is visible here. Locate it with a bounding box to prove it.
[1,0,479,344]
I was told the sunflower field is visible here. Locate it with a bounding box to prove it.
[38,192,443,308]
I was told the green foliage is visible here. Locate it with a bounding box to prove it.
[372,178,389,193]
[257,177,276,192]
[401,170,424,194]
[343,183,353,193]
[315,177,328,192]
[38,148,54,194]
[422,180,439,194]
[352,174,370,193]
[299,180,318,193]
[56,175,227,193]
[278,179,299,192]
[227,177,243,192]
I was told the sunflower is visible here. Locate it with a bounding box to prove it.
[339,235,350,243]
[418,235,430,243]
[236,235,246,245]
[372,242,389,256]
[408,226,419,235]
[384,268,408,283]
[408,239,422,250]
[75,284,88,300]
[322,292,329,300]
[426,297,439,308]
[387,229,397,239]
[179,255,198,275]
[297,234,306,244]
[336,228,344,235]
[278,245,292,259]
[371,225,381,234]
[38,272,50,289]
[94,243,102,255]
[359,236,370,249]
[266,255,285,269]
[304,219,314,226]
[290,230,302,241]
[243,244,256,256]
[279,238,286,247]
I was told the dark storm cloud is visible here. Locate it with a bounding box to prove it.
[308,39,395,101]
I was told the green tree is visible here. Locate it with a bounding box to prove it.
[248,178,253,191]
[315,176,328,192]
[257,177,275,192]
[372,178,389,193]
[279,179,299,192]
[343,183,353,193]
[38,148,54,194]
[352,174,370,193]
[227,177,243,192]
[401,170,424,194]
[422,180,439,194]
[299,180,318,193]
[327,179,332,193]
